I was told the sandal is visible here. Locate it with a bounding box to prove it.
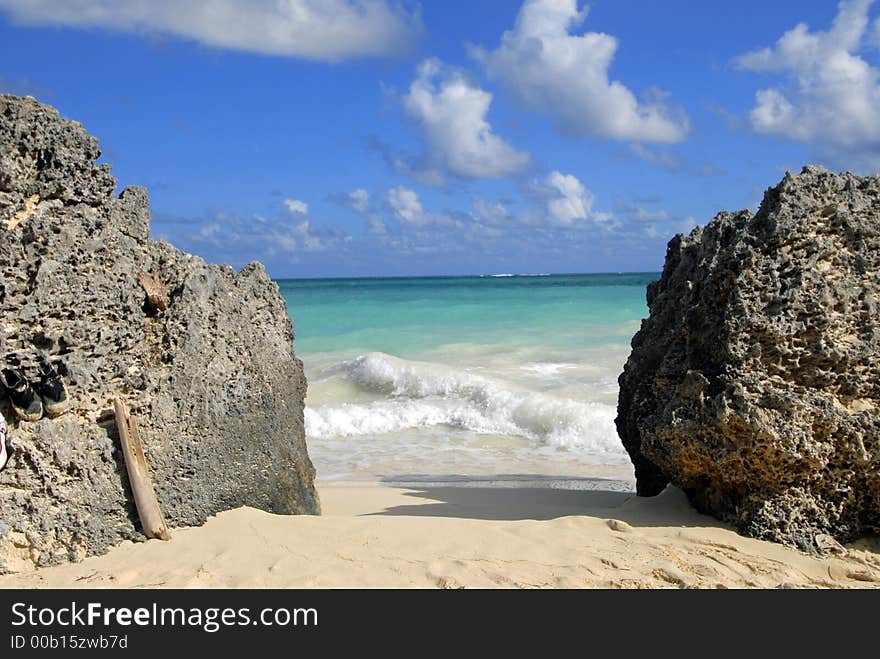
[1,368,43,422]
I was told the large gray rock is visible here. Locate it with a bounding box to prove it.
[0,95,319,574]
[617,166,880,552]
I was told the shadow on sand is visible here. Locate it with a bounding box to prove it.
[367,474,725,529]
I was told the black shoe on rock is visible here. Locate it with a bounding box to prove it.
[1,368,43,422]
[34,358,69,418]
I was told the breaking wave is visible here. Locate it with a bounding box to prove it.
[305,352,623,456]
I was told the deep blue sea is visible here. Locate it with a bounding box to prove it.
[278,273,657,481]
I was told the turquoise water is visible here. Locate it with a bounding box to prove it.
[278,273,656,481]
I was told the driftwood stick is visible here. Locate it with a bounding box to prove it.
[113,398,171,541]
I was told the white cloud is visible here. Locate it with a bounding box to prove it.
[348,189,371,213]
[471,0,689,143]
[284,198,309,215]
[472,197,511,225]
[530,171,615,227]
[471,172,620,229]
[189,202,348,260]
[544,171,594,225]
[0,0,422,61]
[337,187,388,234]
[402,58,530,181]
[295,219,329,252]
[367,215,388,235]
[735,0,880,166]
[355,175,647,262]
[387,185,426,225]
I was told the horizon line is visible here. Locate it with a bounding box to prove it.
[273,271,663,282]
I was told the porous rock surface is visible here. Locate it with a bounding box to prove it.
[0,95,319,574]
[617,166,879,552]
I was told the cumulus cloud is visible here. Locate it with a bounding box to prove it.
[470,0,689,143]
[542,171,595,224]
[401,58,531,182]
[0,0,422,61]
[387,185,423,224]
[467,171,616,228]
[734,0,880,167]
[327,187,375,214]
[387,185,436,226]
[284,198,309,214]
[529,171,616,227]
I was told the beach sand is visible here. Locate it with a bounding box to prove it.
[2,480,878,589]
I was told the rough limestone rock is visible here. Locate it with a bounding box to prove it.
[617,166,880,552]
[0,95,319,574]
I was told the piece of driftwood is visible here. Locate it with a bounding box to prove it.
[137,271,170,312]
[113,398,171,541]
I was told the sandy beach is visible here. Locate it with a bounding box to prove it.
[2,479,878,589]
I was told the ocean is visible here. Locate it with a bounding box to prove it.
[278,273,657,485]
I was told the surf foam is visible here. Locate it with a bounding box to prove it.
[305,352,625,458]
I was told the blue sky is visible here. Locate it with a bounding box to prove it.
[2,0,878,278]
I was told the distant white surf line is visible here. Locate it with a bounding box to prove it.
[304,352,626,457]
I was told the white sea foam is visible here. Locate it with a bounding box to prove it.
[480,273,550,277]
[304,352,624,457]
[519,362,578,378]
